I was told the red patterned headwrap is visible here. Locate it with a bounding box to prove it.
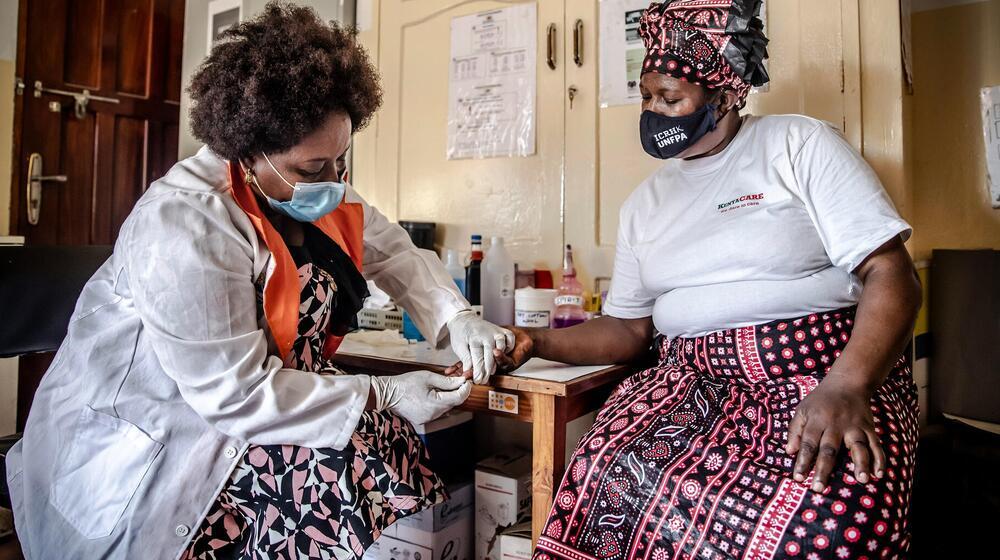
[639,0,769,102]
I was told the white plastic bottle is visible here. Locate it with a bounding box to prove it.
[443,248,467,298]
[482,237,515,325]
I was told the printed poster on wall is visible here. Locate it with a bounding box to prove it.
[207,0,241,48]
[447,3,537,160]
[599,0,649,108]
[982,86,1000,208]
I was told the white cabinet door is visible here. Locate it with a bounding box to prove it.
[354,0,567,270]
[565,0,855,289]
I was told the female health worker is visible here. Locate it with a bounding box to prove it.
[6,4,512,559]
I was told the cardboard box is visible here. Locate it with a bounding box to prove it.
[363,538,383,560]
[475,451,532,560]
[397,481,474,533]
[377,515,473,560]
[498,522,533,560]
[370,480,474,560]
[412,410,475,483]
[364,522,398,560]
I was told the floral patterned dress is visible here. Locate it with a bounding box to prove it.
[183,225,445,560]
[534,308,919,560]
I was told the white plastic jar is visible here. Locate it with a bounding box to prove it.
[514,288,558,328]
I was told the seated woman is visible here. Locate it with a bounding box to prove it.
[478,1,921,558]
[5,4,514,559]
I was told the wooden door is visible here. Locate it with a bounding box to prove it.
[353,0,567,271]
[565,0,857,288]
[9,0,185,429]
[11,0,185,245]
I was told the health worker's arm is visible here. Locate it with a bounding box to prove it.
[125,191,369,450]
[344,184,470,345]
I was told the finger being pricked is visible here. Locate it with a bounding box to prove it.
[443,361,473,379]
[492,348,517,375]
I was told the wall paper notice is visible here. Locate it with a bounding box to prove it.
[599,0,649,108]
[447,3,537,160]
[982,85,1000,208]
[207,0,242,48]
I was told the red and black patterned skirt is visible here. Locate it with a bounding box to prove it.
[535,308,918,560]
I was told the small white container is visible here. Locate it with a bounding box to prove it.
[514,287,557,328]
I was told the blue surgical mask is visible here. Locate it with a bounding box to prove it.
[256,152,346,222]
[639,102,719,159]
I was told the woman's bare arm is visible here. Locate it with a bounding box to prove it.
[787,236,921,491]
[523,315,654,365]
[444,315,655,377]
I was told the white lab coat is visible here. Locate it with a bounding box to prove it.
[5,146,470,559]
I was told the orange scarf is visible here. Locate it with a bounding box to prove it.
[228,162,365,361]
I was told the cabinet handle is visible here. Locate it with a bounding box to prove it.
[573,19,584,67]
[546,23,557,70]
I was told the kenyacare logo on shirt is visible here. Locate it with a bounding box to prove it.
[654,126,688,148]
[717,192,765,214]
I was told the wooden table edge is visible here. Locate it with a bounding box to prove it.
[333,352,632,397]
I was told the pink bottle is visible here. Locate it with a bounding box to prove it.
[551,244,587,329]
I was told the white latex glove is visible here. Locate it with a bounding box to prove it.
[447,310,515,385]
[370,370,472,426]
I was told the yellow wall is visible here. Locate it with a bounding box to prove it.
[0,0,18,236]
[860,0,912,221]
[0,58,13,237]
[910,0,1000,260]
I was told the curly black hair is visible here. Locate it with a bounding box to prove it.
[188,2,382,160]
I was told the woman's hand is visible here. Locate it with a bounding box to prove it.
[447,311,515,384]
[444,326,535,379]
[369,370,472,425]
[786,372,885,492]
[445,316,655,380]
[492,327,535,373]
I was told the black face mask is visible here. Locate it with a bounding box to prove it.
[639,102,719,159]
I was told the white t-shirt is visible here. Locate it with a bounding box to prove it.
[603,114,911,339]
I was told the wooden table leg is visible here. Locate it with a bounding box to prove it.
[531,393,567,546]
